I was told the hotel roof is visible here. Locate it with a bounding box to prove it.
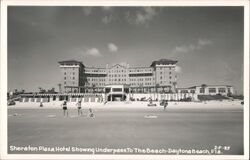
[58,60,85,67]
[150,59,178,67]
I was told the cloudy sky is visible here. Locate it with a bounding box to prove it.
[8,6,244,93]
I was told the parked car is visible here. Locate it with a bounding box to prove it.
[147,100,157,107]
[8,100,16,106]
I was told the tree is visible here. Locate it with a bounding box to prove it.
[21,89,25,93]
[38,87,42,93]
[47,87,56,93]
[58,84,62,93]
[172,81,177,93]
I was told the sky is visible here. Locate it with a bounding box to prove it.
[7,6,244,94]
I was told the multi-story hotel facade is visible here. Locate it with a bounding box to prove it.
[15,59,235,103]
[58,59,178,93]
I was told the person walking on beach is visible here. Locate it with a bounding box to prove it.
[164,100,168,110]
[76,100,83,116]
[62,100,68,117]
[39,102,43,107]
[89,108,94,118]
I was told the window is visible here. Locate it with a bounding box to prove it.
[181,90,188,93]
[64,72,66,75]
[112,88,122,92]
[191,90,195,93]
[200,88,205,93]
[209,88,216,93]
[105,88,111,93]
[72,77,75,80]
[219,88,226,93]
[64,77,66,80]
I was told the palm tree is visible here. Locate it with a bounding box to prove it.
[38,87,42,93]
[58,83,62,93]
[172,81,177,93]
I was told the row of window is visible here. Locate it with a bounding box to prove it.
[129,68,152,72]
[87,78,105,82]
[159,71,172,75]
[130,78,153,82]
[108,69,127,73]
[64,81,75,85]
[108,79,127,82]
[87,68,154,73]
[160,76,172,79]
[64,77,75,80]
[64,72,75,75]
[88,83,106,86]
[160,81,172,84]
[130,83,153,86]
[158,67,172,70]
[108,74,127,77]
[85,69,106,73]
[199,88,227,93]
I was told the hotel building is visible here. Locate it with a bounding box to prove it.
[58,59,178,93]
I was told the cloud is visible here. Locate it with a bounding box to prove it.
[102,6,113,12]
[82,7,93,16]
[126,7,160,25]
[85,48,102,57]
[108,43,118,52]
[101,7,115,24]
[175,66,182,73]
[172,38,213,54]
[110,61,128,67]
[198,39,212,46]
[102,15,114,24]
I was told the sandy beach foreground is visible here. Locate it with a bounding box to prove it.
[7,100,243,155]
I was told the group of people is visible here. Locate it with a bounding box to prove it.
[61,100,94,117]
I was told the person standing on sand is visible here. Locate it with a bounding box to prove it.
[40,102,43,107]
[164,100,168,110]
[62,100,68,117]
[76,100,83,116]
[89,108,94,118]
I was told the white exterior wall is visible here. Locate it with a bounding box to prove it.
[196,86,233,95]
[154,64,177,91]
[59,65,80,92]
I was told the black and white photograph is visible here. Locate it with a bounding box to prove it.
[0,0,249,160]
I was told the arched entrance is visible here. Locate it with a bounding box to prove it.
[107,94,126,101]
